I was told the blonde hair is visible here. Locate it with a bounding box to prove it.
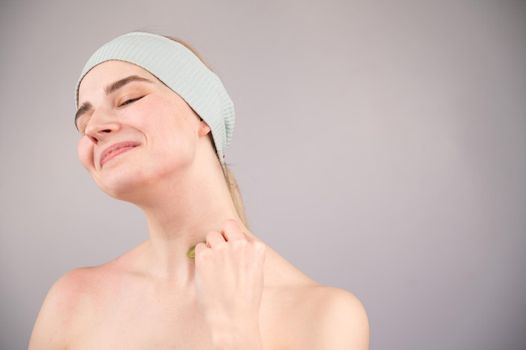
[161,34,251,230]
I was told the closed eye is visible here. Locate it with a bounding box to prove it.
[77,96,146,133]
[119,96,144,107]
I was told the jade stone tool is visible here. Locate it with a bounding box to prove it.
[187,242,204,259]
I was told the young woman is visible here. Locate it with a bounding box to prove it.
[28,31,369,350]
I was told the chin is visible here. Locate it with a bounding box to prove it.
[99,177,145,201]
[94,161,183,202]
[94,162,150,201]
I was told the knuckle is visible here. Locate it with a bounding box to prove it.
[215,242,228,251]
[253,240,266,254]
[227,218,238,225]
[206,231,218,241]
[232,240,246,252]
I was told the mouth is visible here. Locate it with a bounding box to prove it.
[100,142,140,168]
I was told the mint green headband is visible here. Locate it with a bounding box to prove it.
[75,31,235,164]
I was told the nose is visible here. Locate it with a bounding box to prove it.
[84,109,121,144]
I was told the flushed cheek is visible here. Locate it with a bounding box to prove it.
[77,138,95,169]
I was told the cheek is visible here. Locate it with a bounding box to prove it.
[77,137,93,168]
[146,100,197,155]
[127,95,199,168]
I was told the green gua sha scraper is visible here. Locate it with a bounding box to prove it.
[187,244,197,259]
[187,241,206,259]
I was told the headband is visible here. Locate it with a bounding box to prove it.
[74,31,235,164]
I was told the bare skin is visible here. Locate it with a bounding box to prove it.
[58,239,331,349]
[28,59,369,349]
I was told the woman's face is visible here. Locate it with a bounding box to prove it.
[76,60,210,198]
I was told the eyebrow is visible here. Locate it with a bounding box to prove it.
[74,75,154,129]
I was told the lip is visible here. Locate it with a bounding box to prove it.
[99,141,141,168]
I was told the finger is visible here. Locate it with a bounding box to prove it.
[205,231,227,248]
[221,218,247,242]
[193,241,208,259]
[253,240,267,258]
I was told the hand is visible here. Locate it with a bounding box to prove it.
[193,218,266,345]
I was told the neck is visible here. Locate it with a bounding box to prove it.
[110,154,308,290]
[126,157,249,287]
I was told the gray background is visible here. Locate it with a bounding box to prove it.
[1,0,525,349]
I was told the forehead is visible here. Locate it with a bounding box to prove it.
[78,60,160,102]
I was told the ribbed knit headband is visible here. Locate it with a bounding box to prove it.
[75,31,235,164]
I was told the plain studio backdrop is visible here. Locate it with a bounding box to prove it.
[1,0,525,349]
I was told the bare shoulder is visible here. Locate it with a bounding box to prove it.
[28,267,98,350]
[276,284,370,350]
[313,285,370,349]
